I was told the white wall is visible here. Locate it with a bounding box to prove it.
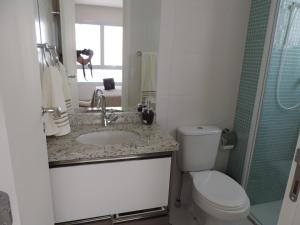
[156,2,251,221]
[0,97,21,225]
[123,0,161,108]
[157,0,250,136]
[0,0,54,224]
[157,0,250,173]
[75,4,123,25]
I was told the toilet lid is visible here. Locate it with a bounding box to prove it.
[192,171,249,210]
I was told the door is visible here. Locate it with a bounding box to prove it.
[0,0,54,224]
[277,132,300,225]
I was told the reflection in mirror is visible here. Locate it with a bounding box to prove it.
[35,0,161,113]
[74,3,124,110]
[122,0,161,111]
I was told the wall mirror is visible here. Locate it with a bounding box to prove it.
[34,0,161,112]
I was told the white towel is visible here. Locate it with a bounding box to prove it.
[141,52,157,104]
[57,62,73,113]
[41,66,71,136]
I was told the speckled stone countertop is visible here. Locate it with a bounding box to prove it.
[47,113,178,167]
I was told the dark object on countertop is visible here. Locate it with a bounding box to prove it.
[137,103,147,112]
[142,108,154,125]
[0,191,13,225]
[103,78,115,90]
[137,104,143,112]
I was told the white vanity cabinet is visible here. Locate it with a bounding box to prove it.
[50,157,171,223]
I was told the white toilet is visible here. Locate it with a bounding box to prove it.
[177,126,250,225]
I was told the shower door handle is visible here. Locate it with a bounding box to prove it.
[290,149,300,202]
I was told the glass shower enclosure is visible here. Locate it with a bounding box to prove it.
[228,0,300,225]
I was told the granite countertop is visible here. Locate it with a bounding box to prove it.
[47,123,178,167]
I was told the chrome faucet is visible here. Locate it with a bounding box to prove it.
[104,111,119,127]
[91,89,105,109]
[90,89,118,126]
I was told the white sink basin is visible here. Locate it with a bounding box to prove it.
[76,130,139,146]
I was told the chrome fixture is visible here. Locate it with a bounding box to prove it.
[104,110,119,126]
[37,43,59,67]
[50,11,60,15]
[45,206,168,225]
[113,207,168,224]
[37,43,74,78]
[91,89,105,109]
[290,148,300,202]
[42,107,62,117]
[90,89,118,126]
[49,152,172,168]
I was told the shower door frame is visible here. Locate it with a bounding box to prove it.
[241,0,297,223]
[240,2,282,223]
[241,0,280,188]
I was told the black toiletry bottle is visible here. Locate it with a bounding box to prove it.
[137,103,146,112]
[142,107,154,125]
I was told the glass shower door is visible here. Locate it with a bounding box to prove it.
[246,0,300,224]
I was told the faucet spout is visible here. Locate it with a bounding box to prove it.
[90,89,118,126]
[91,89,104,108]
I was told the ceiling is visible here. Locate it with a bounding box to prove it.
[74,0,123,8]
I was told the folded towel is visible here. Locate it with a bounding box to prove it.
[141,52,158,104]
[57,62,73,113]
[41,66,71,136]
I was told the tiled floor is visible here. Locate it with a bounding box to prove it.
[169,205,254,225]
[251,200,282,225]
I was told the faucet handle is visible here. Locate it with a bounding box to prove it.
[110,114,119,122]
[106,111,117,119]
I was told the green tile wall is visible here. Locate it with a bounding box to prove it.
[227,0,271,182]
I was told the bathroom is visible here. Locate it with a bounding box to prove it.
[1,0,300,225]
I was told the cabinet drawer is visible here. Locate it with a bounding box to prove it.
[50,157,171,223]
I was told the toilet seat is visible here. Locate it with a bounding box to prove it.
[190,170,250,221]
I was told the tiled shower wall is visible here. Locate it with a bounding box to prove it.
[228,0,300,205]
[227,0,271,182]
[247,0,300,204]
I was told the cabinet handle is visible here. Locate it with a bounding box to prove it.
[290,148,300,202]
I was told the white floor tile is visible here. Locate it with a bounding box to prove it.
[170,205,253,225]
[251,200,282,225]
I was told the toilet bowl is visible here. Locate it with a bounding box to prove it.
[177,126,250,225]
[190,170,250,224]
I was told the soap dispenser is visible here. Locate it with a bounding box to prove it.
[141,101,154,125]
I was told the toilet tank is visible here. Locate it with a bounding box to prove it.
[177,126,222,172]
